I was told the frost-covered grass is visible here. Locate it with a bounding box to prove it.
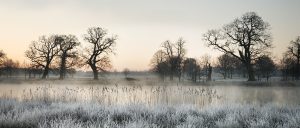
[1,99,300,128]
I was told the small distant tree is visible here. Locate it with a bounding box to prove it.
[28,65,43,79]
[25,35,60,79]
[203,12,272,81]
[0,50,5,65]
[200,55,212,81]
[67,68,76,78]
[150,50,169,81]
[83,27,117,80]
[161,38,186,81]
[151,38,186,81]
[123,68,130,78]
[216,53,239,79]
[2,59,19,78]
[0,50,6,77]
[255,55,276,81]
[183,58,201,82]
[280,53,297,80]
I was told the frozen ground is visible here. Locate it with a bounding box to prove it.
[1,99,300,128]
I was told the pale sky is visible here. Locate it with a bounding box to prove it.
[0,0,299,71]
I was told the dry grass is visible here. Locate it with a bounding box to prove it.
[1,99,300,128]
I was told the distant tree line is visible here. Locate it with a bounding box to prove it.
[0,12,299,82]
[150,12,299,82]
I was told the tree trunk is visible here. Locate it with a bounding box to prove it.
[207,64,212,81]
[90,64,98,80]
[59,53,67,80]
[178,72,181,82]
[247,64,256,81]
[42,65,49,79]
[296,56,300,80]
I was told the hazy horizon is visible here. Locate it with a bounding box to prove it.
[0,0,299,71]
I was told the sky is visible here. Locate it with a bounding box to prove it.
[0,0,299,71]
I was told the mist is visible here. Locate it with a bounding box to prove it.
[1,1,300,127]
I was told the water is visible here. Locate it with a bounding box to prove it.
[0,81,300,107]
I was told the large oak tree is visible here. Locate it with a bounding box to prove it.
[56,35,80,80]
[83,27,117,80]
[203,12,272,81]
[25,35,60,79]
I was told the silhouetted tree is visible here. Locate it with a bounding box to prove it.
[67,68,76,78]
[216,53,239,79]
[83,27,117,80]
[28,66,43,79]
[56,35,80,80]
[1,59,19,78]
[161,38,186,81]
[0,50,5,65]
[199,55,212,81]
[280,52,297,80]
[254,55,276,81]
[203,12,272,81]
[25,35,60,79]
[0,50,6,77]
[287,36,300,80]
[183,58,201,82]
[150,50,169,81]
[123,68,130,78]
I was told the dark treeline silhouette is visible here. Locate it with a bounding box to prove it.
[215,53,241,79]
[150,39,214,82]
[151,38,186,81]
[182,58,201,82]
[254,55,276,81]
[280,36,300,80]
[150,12,298,82]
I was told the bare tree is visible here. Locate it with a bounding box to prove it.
[0,50,6,76]
[287,36,300,80]
[203,12,272,81]
[56,35,80,80]
[183,58,201,82]
[150,50,169,81]
[280,53,297,80]
[161,38,186,81]
[216,53,239,79]
[25,35,60,79]
[151,38,186,81]
[200,54,212,81]
[83,27,117,80]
